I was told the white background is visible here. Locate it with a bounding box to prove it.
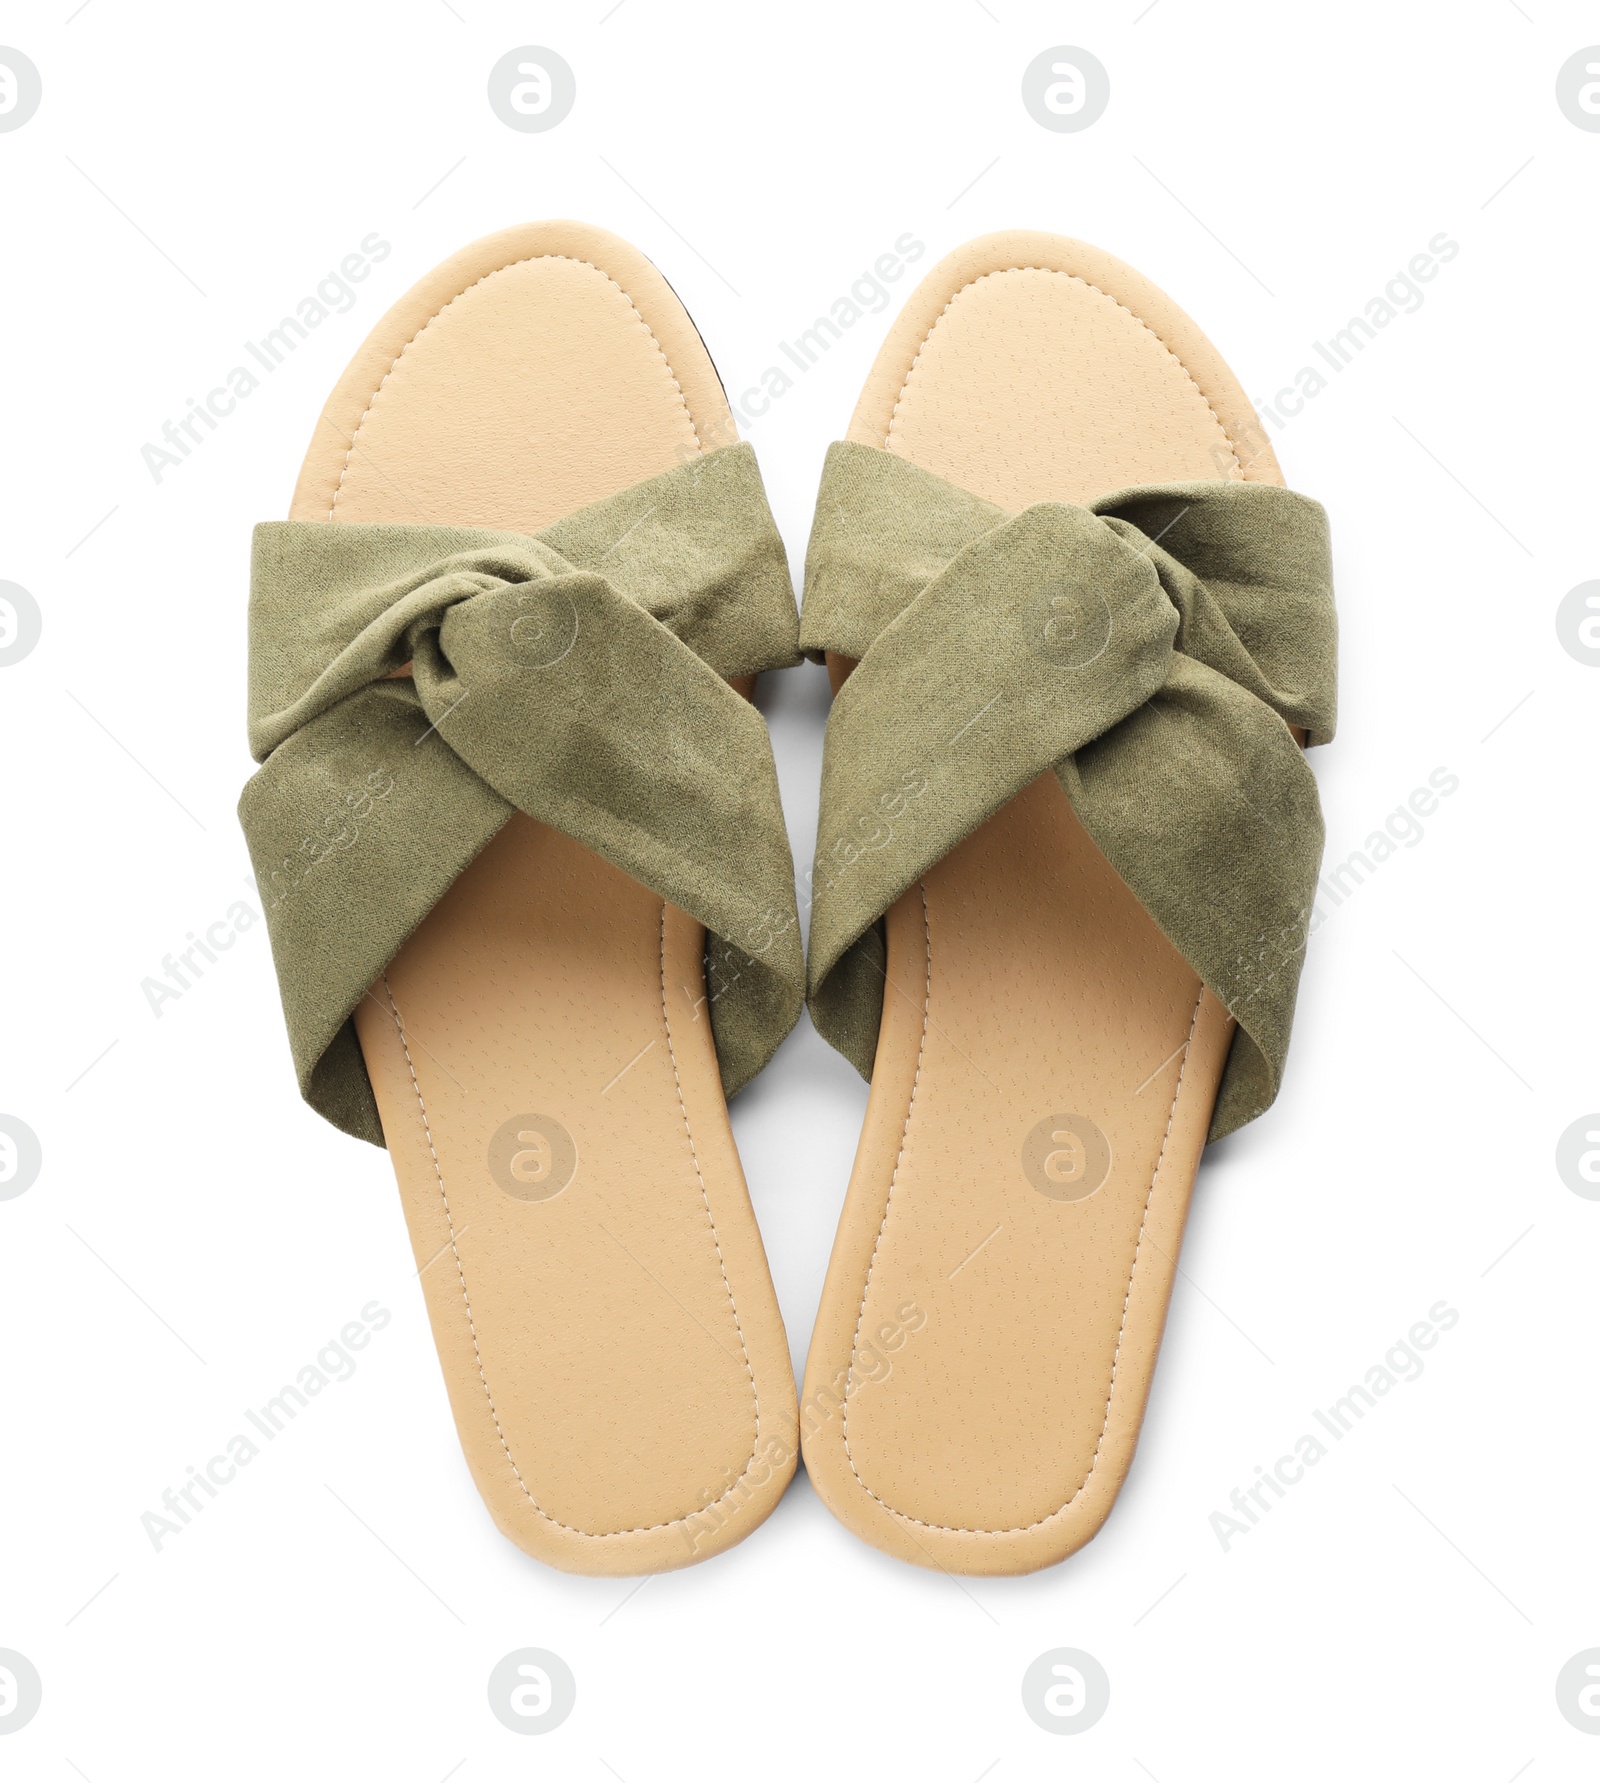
[2,2,1597,1776]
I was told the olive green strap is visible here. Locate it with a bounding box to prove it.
[800,441,1337,1140]
[239,444,804,1145]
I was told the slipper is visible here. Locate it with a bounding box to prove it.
[797,232,1337,1575]
[239,222,803,1574]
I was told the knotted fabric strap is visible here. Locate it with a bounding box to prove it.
[240,444,805,1146]
[800,440,1338,1140]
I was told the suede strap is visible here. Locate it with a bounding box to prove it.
[800,441,1337,1140]
[240,444,805,1145]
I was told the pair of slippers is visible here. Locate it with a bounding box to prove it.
[240,222,1337,1577]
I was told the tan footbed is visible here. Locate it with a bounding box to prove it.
[800,232,1282,1575]
[290,222,797,1574]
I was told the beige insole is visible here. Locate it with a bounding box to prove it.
[800,234,1280,1575]
[291,222,797,1574]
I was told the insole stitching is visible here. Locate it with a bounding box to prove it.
[883,265,1244,481]
[328,251,704,518]
[839,883,933,1492]
[842,962,1205,1536]
[654,899,765,1499]
[379,951,764,1541]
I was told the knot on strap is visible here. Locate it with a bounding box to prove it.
[239,445,805,1145]
[249,537,604,761]
[800,440,1338,1141]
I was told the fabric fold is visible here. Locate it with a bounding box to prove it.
[800,440,1337,1139]
[240,443,805,1145]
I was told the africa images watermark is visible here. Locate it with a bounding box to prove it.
[1245,232,1460,439]
[681,1298,928,1555]
[1310,765,1459,933]
[727,233,926,427]
[139,232,392,483]
[1213,763,1462,1031]
[141,882,264,1018]
[1208,1298,1459,1552]
[141,1300,392,1552]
